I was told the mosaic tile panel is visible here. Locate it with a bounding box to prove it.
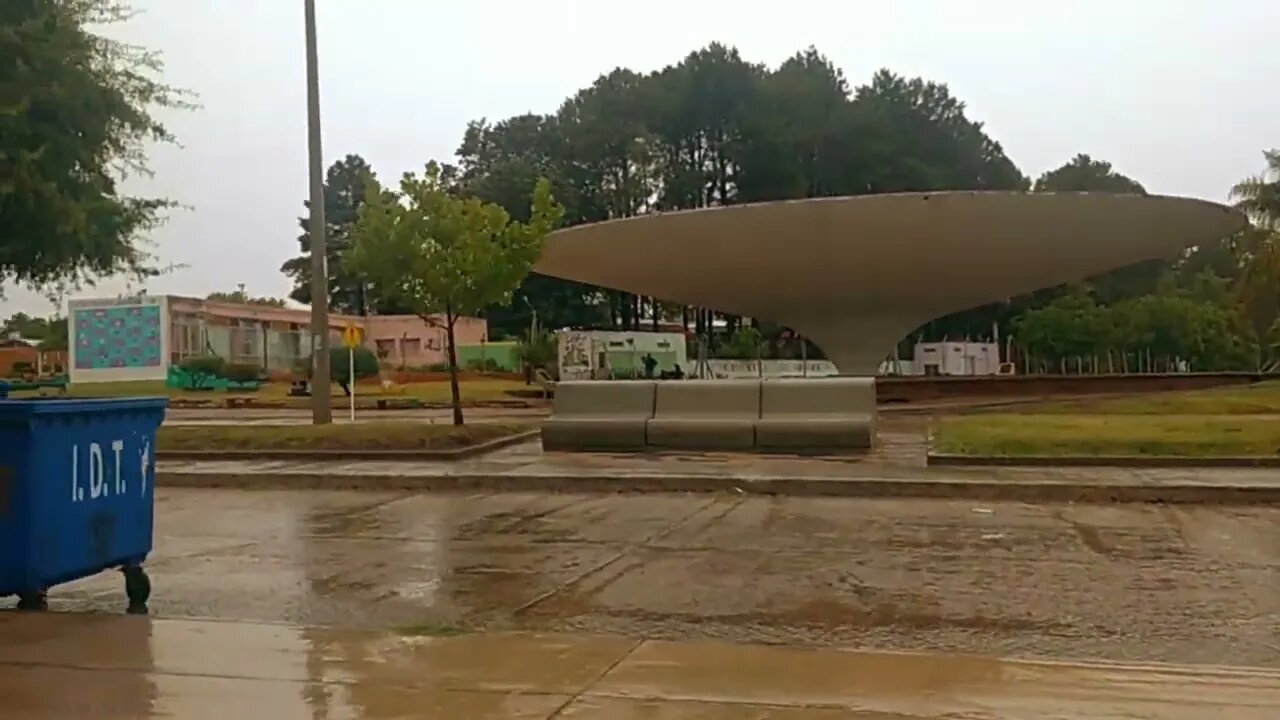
[74,305,163,370]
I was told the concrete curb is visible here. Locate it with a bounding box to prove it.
[155,470,1280,504]
[928,453,1280,468]
[155,430,540,462]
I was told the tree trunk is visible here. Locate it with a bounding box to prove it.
[624,292,638,330]
[445,306,464,426]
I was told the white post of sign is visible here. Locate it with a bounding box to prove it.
[348,345,356,422]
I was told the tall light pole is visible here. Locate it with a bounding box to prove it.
[304,0,331,424]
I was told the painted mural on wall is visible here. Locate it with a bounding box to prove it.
[74,305,163,370]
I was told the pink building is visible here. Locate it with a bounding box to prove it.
[67,294,489,383]
[166,296,487,369]
[360,314,488,368]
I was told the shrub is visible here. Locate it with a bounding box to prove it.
[221,363,263,383]
[515,332,558,383]
[515,332,557,369]
[716,326,764,360]
[330,346,379,395]
[177,355,225,390]
[179,355,226,388]
[180,355,225,376]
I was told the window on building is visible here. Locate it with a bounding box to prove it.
[233,319,258,360]
[402,338,421,359]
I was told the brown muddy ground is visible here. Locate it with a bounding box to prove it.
[43,488,1280,668]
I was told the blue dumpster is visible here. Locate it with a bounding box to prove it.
[0,397,167,612]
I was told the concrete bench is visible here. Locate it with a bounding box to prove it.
[755,377,875,452]
[646,380,759,450]
[541,380,655,451]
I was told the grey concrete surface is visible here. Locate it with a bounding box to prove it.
[35,488,1280,668]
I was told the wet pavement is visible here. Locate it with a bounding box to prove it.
[3,614,1278,719]
[30,488,1280,668]
[158,432,1280,503]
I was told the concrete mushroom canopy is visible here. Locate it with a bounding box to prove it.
[534,192,1248,374]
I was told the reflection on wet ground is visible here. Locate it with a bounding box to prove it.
[2,614,1277,719]
[35,488,1280,668]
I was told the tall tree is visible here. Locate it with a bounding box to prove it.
[281,154,405,314]
[1232,229,1280,369]
[457,115,570,218]
[1,0,187,294]
[736,47,851,202]
[647,43,764,210]
[348,163,564,424]
[558,68,663,329]
[2,312,51,339]
[1224,150,1280,369]
[1230,150,1280,367]
[1231,149,1280,230]
[1033,154,1146,194]
[455,116,607,335]
[559,69,659,220]
[846,70,1028,193]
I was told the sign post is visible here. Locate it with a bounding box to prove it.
[342,324,362,422]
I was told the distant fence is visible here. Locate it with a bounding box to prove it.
[876,372,1275,403]
[703,359,838,379]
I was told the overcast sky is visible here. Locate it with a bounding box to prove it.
[3,0,1276,317]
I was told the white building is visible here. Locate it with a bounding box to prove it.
[557,330,688,380]
[912,341,1003,376]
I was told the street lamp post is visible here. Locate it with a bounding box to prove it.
[304,0,331,424]
[523,296,539,340]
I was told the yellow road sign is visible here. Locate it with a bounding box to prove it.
[342,324,362,348]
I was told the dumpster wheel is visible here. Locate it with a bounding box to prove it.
[123,566,151,614]
[16,590,48,611]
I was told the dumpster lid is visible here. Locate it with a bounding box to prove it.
[0,396,169,417]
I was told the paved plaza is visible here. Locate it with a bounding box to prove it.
[5,487,1279,718]
[4,614,1277,719]
[32,487,1280,666]
[13,410,1280,718]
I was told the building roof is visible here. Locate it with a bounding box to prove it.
[534,192,1247,373]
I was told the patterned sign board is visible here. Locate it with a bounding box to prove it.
[74,305,163,370]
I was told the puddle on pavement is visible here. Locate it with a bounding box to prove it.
[0,614,1276,719]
